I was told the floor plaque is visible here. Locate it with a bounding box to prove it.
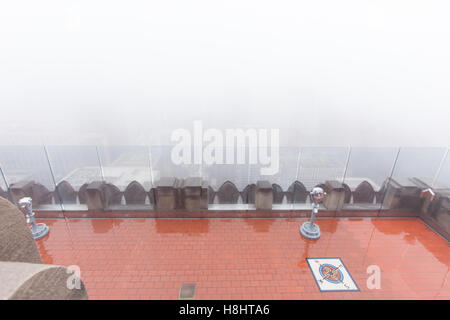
[306,258,359,292]
[179,283,196,299]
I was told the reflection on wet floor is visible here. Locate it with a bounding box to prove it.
[154,219,209,235]
[90,219,114,233]
[36,217,449,300]
[245,219,274,232]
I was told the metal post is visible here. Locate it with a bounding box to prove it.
[300,187,326,240]
[432,148,448,188]
[342,146,352,184]
[95,146,105,182]
[379,147,401,211]
[43,146,64,211]
[0,164,13,202]
[310,203,319,227]
[18,197,49,240]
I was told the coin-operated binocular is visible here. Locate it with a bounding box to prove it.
[300,187,326,240]
[18,197,50,240]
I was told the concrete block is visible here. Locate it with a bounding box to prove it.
[323,180,345,210]
[255,180,273,210]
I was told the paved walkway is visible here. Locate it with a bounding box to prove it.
[36,217,449,299]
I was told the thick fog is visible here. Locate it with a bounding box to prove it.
[0,0,449,147]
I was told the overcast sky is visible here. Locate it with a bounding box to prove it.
[0,0,449,146]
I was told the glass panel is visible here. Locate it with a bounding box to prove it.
[98,146,153,209]
[392,147,447,186]
[295,147,350,210]
[150,145,202,182]
[0,146,59,209]
[343,147,398,210]
[248,146,299,209]
[422,149,449,238]
[0,164,9,200]
[297,147,349,189]
[202,146,249,208]
[46,146,102,210]
[382,147,447,210]
[431,149,449,190]
[98,146,152,190]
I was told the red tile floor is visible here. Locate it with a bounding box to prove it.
[35,217,449,300]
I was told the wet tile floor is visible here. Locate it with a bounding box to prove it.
[36,217,449,300]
